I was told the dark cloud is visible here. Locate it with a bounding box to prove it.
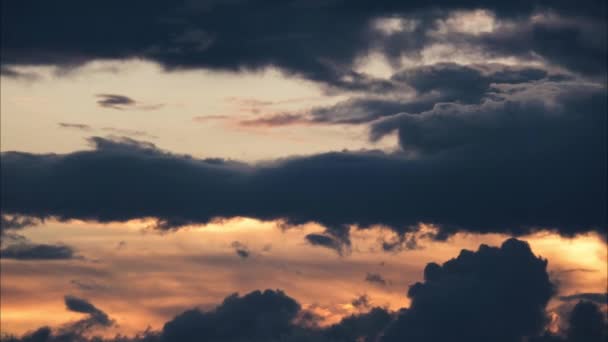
[381,238,555,341]
[474,14,607,76]
[559,293,608,305]
[365,272,387,286]
[2,81,606,245]
[0,66,40,80]
[58,123,92,131]
[0,242,76,260]
[95,94,163,111]
[239,113,307,127]
[324,307,393,342]
[5,238,595,342]
[230,241,250,259]
[566,300,608,342]
[0,214,39,233]
[351,294,371,309]
[1,1,604,88]
[533,300,608,342]
[305,233,348,254]
[63,295,114,334]
[96,94,137,109]
[306,64,561,125]
[160,290,300,342]
[381,233,423,252]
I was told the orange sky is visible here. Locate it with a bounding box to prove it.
[1,218,605,336]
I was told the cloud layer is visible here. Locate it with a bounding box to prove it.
[2,1,605,88]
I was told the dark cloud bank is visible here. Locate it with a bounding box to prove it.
[2,76,605,246]
[2,239,606,342]
[1,1,606,87]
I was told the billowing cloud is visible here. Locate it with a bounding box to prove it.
[381,238,555,341]
[1,1,604,88]
[306,63,555,125]
[4,238,605,342]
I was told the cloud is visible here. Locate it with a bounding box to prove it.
[100,127,157,139]
[1,2,604,89]
[0,214,38,233]
[381,238,555,341]
[326,307,394,341]
[365,272,387,286]
[96,94,136,109]
[307,63,554,125]
[5,238,602,342]
[351,294,371,309]
[95,94,164,111]
[565,301,608,342]
[160,290,300,342]
[58,123,156,139]
[2,82,606,245]
[58,123,92,131]
[230,241,250,259]
[305,233,348,255]
[239,113,307,127]
[64,295,113,331]
[0,242,76,260]
[558,293,607,305]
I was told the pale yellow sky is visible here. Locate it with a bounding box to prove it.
[0,60,402,161]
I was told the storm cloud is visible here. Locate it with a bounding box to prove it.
[2,85,605,245]
[1,1,605,89]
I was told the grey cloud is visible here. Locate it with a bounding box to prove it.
[365,273,387,286]
[96,94,136,109]
[58,123,92,130]
[230,241,250,259]
[558,293,607,305]
[0,242,76,260]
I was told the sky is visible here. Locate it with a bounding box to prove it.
[0,1,606,342]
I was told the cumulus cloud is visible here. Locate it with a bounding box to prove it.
[5,238,605,342]
[381,238,555,341]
